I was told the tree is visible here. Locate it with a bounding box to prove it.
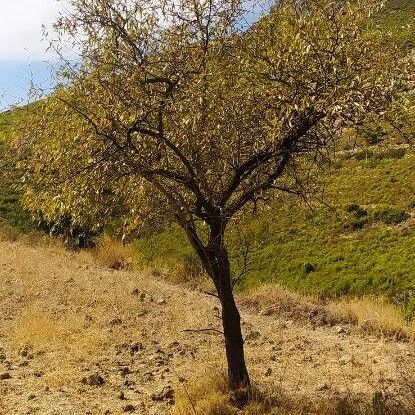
[16,0,412,402]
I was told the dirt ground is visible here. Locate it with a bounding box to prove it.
[0,239,414,414]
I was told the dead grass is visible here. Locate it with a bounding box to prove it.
[173,371,414,415]
[240,284,356,327]
[0,227,54,247]
[8,307,105,387]
[241,284,415,342]
[329,297,415,341]
[2,239,415,414]
[91,235,133,270]
[173,372,282,415]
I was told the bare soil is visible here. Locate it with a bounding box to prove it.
[0,240,414,414]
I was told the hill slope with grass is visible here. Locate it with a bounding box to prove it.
[0,0,414,306]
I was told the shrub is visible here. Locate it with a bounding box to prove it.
[361,125,387,146]
[379,147,407,160]
[346,204,368,218]
[93,236,132,270]
[303,262,316,274]
[373,208,411,225]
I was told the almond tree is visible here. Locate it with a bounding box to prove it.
[17,0,411,400]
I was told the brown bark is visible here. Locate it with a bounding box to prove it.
[185,221,251,404]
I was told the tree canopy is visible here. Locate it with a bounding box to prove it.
[13,0,414,395]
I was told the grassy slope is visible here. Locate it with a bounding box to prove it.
[135,149,415,310]
[135,0,415,311]
[0,0,414,305]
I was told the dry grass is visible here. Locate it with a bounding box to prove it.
[2,239,415,414]
[329,297,415,341]
[173,371,414,415]
[241,284,415,342]
[91,235,133,270]
[240,284,356,327]
[173,372,283,415]
[0,227,53,246]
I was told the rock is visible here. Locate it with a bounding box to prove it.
[123,404,135,412]
[265,368,272,377]
[132,289,147,302]
[0,353,6,361]
[110,318,123,326]
[118,392,126,400]
[336,326,347,335]
[130,342,144,355]
[316,382,330,391]
[20,345,34,359]
[119,366,131,377]
[157,298,166,305]
[151,385,175,405]
[81,373,105,386]
[259,308,273,316]
[28,393,36,400]
[124,379,136,388]
[245,331,261,341]
[339,355,352,365]
[0,372,11,380]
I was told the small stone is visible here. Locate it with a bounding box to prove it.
[151,385,175,405]
[339,355,352,365]
[0,372,11,380]
[336,326,347,334]
[265,368,272,377]
[28,393,36,400]
[119,367,131,377]
[316,382,330,391]
[81,373,105,386]
[123,404,135,412]
[130,342,143,355]
[157,298,166,305]
[245,331,260,341]
[118,392,126,400]
[20,345,33,358]
[0,353,6,361]
[110,318,123,326]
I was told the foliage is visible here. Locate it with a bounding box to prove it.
[135,152,415,312]
[0,111,34,232]
[15,0,411,240]
[7,0,415,391]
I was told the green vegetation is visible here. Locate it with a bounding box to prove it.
[0,0,414,307]
[135,149,415,316]
[0,111,34,232]
[380,0,415,50]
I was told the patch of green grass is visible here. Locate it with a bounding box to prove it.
[134,152,415,313]
[378,0,415,51]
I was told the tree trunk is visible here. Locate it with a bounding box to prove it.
[217,268,251,394]
[184,221,251,404]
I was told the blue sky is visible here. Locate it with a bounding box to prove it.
[0,0,63,110]
[0,0,270,111]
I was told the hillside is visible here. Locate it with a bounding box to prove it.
[1,238,415,414]
[0,0,414,305]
